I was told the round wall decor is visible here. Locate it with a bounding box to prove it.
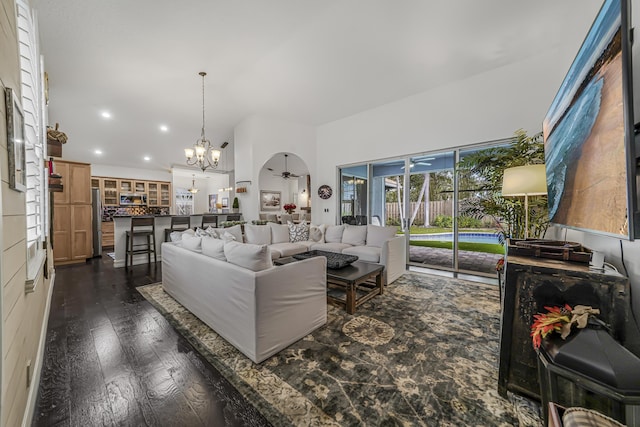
[318,185,333,200]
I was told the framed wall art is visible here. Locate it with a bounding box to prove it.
[5,88,26,192]
[260,190,281,211]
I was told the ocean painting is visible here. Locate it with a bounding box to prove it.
[543,0,629,237]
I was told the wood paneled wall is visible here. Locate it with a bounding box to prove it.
[1,0,52,426]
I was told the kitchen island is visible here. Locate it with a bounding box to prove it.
[112,213,242,267]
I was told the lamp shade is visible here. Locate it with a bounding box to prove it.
[502,164,547,196]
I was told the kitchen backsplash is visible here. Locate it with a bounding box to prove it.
[102,206,170,221]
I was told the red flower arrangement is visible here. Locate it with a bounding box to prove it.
[530,304,601,349]
[283,203,296,213]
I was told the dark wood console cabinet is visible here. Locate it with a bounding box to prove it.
[498,255,634,400]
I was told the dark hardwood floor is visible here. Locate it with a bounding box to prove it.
[33,254,270,427]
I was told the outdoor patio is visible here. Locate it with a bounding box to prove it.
[409,245,503,276]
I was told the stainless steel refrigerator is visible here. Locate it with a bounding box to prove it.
[91,188,102,257]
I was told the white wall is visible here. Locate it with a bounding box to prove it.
[233,116,315,220]
[172,174,229,214]
[91,164,172,182]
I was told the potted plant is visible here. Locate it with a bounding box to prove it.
[232,197,239,213]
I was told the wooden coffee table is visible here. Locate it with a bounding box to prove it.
[326,261,385,314]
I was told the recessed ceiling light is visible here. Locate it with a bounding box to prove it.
[94,149,103,155]
[100,111,111,119]
[159,125,169,132]
[143,156,151,161]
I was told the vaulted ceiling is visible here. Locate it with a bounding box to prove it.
[31,0,602,172]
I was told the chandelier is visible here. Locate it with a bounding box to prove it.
[188,174,198,194]
[184,72,221,171]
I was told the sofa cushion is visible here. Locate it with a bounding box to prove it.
[223,240,273,271]
[269,242,308,257]
[343,245,381,263]
[244,224,271,245]
[342,225,367,246]
[288,221,309,242]
[309,242,352,253]
[181,234,202,252]
[169,228,195,242]
[201,236,226,260]
[366,225,398,247]
[269,222,290,244]
[309,224,326,243]
[297,240,316,250]
[216,224,243,242]
[324,225,345,243]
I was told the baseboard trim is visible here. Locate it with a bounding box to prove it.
[21,270,56,427]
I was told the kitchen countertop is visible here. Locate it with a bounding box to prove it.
[112,213,241,218]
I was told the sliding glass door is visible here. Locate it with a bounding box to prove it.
[456,147,507,276]
[339,140,510,278]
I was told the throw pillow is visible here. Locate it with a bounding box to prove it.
[244,224,271,245]
[194,227,208,237]
[181,234,202,252]
[366,225,398,247]
[288,221,309,242]
[309,223,326,242]
[169,228,195,242]
[325,225,345,243]
[216,224,243,243]
[223,240,273,272]
[342,225,367,246]
[268,222,290,244]
[204,226,219,238]
[201,236,226,261]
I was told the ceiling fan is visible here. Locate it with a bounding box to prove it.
[273,154,300,179]
[401,157,435,169]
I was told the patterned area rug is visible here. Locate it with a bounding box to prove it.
[137,273,541,426]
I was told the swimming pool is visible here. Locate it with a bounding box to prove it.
[410,232,500,245]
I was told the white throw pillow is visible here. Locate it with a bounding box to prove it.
[201,236,226,260]
[269,222,290,244]
[366,225,398,247]
[325,225,345,243]
[223,240,273,272]
[169,228,195,242]
[216,224,243,243]
[288,221,309,242]
[342,225,367,246]
[309,223,326,243]
[244,224,271,245]
[181,234,202,252]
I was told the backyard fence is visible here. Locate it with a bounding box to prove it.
[385,201,452,224]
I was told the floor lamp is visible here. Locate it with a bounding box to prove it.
[501,164,548,239]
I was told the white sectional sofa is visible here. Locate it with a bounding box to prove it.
[161,240,327,363]
[244,222,406,284]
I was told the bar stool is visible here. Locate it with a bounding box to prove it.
[226,214,241,221]
[125,216,156,269]
[165,215,190,242]
[171,215,191,230]
[201,214,218,228]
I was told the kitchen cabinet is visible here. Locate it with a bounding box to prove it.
[102,221,114,247]
[103,178,118,206]
[92,176,171,208]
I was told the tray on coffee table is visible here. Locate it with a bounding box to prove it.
[292,250,358,269]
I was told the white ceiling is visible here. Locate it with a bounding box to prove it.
[31,0,602,172]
